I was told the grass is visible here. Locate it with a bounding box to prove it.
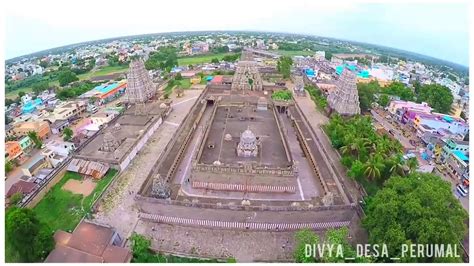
[6,65,128,99]
[275,50,314,57]
[179,78,191,89]
[33,169,118,232]
[177,53,237,66]
[6,87,33,99]
[77,65,129,80]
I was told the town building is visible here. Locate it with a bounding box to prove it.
[445,150,469,180]
[6,141,23,161]
[80,81,127,103]
[21,155,50,177]
[18,136,33,154]
[48,101,87,121]
[12,121,51,139]
[441,139,469,162]
[50,119,70,135]
[45,220,132,263]
[388,100,432,118]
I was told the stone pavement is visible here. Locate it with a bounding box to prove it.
[135,220,300,262]
[92,90,203,239]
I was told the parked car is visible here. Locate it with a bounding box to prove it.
[456,185,469,197]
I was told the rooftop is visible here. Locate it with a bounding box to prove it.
[45,220,131,263]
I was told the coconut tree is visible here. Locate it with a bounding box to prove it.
[389,154,408,176]
[407,157,419,173]
[364,155,385,181]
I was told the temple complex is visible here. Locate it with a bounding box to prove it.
[125,59,155,103]
[327,69,361,116]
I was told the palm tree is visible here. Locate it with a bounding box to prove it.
[389,154,407,176]
[27,131,42,149]
[407,157,419,173]
[364,155,384,181]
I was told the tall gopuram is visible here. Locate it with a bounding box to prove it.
[125,59,155,103]
[231,61,263,91]
[327,69,361,116]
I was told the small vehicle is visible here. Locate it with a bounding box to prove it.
[456,185,469,197]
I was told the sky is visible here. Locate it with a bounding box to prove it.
[5,0,470,66]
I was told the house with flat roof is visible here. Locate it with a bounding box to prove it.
[21,155,50,177]
[445,150,469,181]
[5,141,23,161]
[12,120,51,140]
[45,220,132,263]
[441,139,469,162]
[18,136,33,153]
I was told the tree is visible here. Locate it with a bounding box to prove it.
[388,154,407,177]
[211,58,220,64]
[32,81,50,95]
[5,160,14,173]
[9,192,23,206]
[145,47,178,71]
[384,82,415,101]
[27,131,43,149]
[5,207,54,262]
[363,154,384,181]
[175,73,183,80]
[294,228,319,262]
[277,56,293,79]
[63,127,73,141]
[406,157,419,173]
[357,81,380,112]
[58,70,79,86]
[378,94,390,107]
[417,84,454,113]
[363,173,468,262]
[18,91,26,98]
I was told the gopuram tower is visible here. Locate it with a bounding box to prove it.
[327,69,361,116]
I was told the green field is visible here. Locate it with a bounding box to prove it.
[177,53,238,66]
[33,169,117,232]
[6,65,129,100]
[276,50,315,57]
[179,78,191,89]
[77,65,129,80]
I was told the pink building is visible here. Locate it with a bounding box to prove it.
[388,100,432,115]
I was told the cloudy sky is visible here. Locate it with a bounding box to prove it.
[5,0,470,66]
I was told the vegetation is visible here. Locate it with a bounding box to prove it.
[145,47,178,71]
[33,169,117,232]
[277,56,293,79]
[293,227,367,262]
[5,160,14,173]
[357,81,453,113]
[130,233,221,263]
[56,81,97,100]
[305,85,328,110]
[377,94,390,107]
[27,131,43,149]
[32,81,50,95]
[58,70,79,86]
[325,115,406,194]
[276,50,314,57]
[177,52,240,66]
[63,127,73,141]
[5,207,54,262]
[417,83,454,113]
[363,173,468,262]
[271,90,292,101]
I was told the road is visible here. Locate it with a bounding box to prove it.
[370,110,415,150]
